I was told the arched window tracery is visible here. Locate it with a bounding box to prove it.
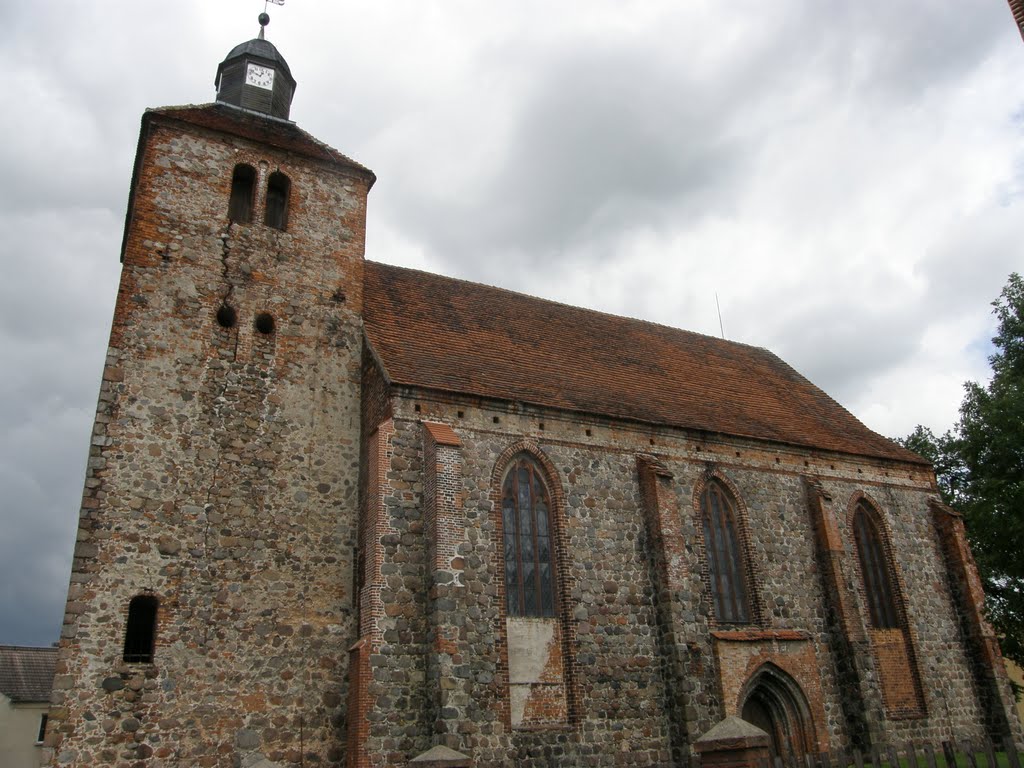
[501,456,556,617]
[701,479,752,624]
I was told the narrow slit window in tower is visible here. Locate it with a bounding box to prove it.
[123,594,159,663]
[265,171,290,230]
[228,164,256,223]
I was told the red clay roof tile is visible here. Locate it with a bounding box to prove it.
[363,262,924,465]
[424,422,462,446]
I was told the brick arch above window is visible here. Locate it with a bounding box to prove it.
[692,469,760,625]
[489,440,564,509]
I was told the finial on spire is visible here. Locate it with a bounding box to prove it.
[258,0,284,40]
[215,1,296,119]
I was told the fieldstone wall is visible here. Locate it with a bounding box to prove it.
[931,502,1023,746]
[50,106,1018,768]
[350,388,1011,766]
[48,115,370,767]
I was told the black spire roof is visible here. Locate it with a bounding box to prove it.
[214,16,296,120]
[216,38,294,85]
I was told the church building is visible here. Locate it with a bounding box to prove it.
[45,17,1022,768]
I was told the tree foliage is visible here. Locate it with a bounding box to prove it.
[893,425,962,507]
[897,273,1024,666]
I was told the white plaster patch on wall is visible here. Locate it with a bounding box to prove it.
[509,683,530,728]
[448,556,465,587]
[507,617,556,685]
[506,616,567,726]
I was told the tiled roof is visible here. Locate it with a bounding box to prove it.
[0,645,57,703]
[362,262,925,465]
[146,103,375,183]
[424,421,462,447]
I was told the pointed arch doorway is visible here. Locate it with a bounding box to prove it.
[739,664,815,759]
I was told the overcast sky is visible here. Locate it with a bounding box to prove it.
[1,1,1021,647]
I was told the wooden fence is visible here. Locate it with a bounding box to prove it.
[757,738,1023,768]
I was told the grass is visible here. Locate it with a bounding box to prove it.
[770,750,1015,768]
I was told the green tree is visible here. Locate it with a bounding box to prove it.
[893,425,962,507]
[900,274,1024,666]
[954,273,1024,666]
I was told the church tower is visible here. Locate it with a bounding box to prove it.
[47,15,374,767]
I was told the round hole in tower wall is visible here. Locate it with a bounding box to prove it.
[216,305,237,329]
[255,313,275,335]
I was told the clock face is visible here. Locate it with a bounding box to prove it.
[245,63,275,90]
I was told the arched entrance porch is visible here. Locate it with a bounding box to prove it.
[739,663,816,759]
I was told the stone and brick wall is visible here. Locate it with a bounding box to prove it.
[48,113,370,767]
[50,100,1021,768]
[347,387,1012,766]
[931,502,1023,745]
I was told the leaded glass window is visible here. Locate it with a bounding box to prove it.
[701,480,751,624]
[853,504,899,629]
[502,457,556,617]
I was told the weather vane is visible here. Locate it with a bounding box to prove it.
[258,0,285,39]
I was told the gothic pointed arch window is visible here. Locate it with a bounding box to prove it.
[228,163,256,223]
[501,456,556,617]
[701,479,752,624]
[852,503,899,629]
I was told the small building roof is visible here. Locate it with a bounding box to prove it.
[363,261,925,465]
[0,645,57,704]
